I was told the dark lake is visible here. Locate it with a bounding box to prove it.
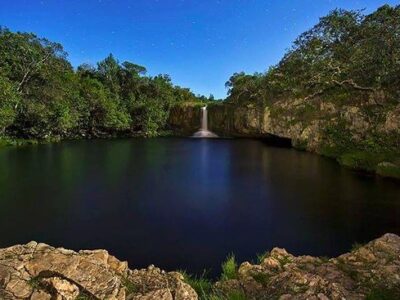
[0,138,399,277]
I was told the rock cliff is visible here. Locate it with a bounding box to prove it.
[1,234,400,299]
[168,99,400,179]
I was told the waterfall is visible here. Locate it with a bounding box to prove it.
[201,106,208,131]
[192,106,218,138]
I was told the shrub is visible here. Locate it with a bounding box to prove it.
[181,271,213,299]
[221,254,238,281]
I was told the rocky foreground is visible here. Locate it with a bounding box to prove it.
[1,234,400,300]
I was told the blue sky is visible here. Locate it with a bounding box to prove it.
[1,0,398,98]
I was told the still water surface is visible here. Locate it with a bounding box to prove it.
[0,138,399,276]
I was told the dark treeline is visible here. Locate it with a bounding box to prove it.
[0,28,211,139]
[225,4,400,107]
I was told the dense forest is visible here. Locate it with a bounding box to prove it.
[225,4,399,107]
[221,4,400,175]
[0,4,399,147]
[0,28,211,140]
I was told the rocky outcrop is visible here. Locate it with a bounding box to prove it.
[215,233,400,300]
[1,235,400,299]
[168,99,400,178]
[207,104,265,137]
[167,105,202,136]
[0,242,197,300]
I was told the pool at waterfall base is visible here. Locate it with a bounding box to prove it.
[0,138,399,277]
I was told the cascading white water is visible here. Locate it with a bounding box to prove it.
[202,106,208,131]
[192,106,218,138]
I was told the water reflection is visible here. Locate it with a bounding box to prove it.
[0,138,399,276]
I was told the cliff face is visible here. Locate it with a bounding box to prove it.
[167,105,202,136]
[168,99,400,178]
[1,234,400,299]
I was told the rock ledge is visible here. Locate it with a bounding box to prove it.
[1,234,400,299]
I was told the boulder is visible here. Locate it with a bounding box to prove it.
[0,242,197,300]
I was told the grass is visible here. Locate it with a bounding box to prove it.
[276,255,292,267]
[224,290,247,300]
[181,269,247,300]
[181,271,213,299]
[179,253,245,300]
[121,278,139,295]
[256,251,270,264]
[221,254,238,281]
[27,277,41,290]
[251,273,272,286]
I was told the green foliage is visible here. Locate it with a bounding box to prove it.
[339,152,380,172]
[276,255,292,267]
[121,278,139,295]
[319,119,400,175]
[226,5,400,106]
[255,251,269,264]
[0,137,38,148]
[27,276,41,290]
[251,272,271,286]
[0,74,19,134]
[0,27,205,139]
[181,271,213,299]
[224,290,247,300]
[221,254,238,281]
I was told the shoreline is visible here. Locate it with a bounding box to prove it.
[1,234,399,299]
[1,134,399,181]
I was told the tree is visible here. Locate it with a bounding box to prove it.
[225,5,400,106]
[0,74,19,134]
[0,28,207,138]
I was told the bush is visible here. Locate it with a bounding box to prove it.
[221,254,238,281]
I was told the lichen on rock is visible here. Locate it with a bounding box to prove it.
[0,242,197,300]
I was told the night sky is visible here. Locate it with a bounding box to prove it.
[1,0,397,98]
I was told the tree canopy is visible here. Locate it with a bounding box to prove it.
[0,27,207,138]
[226,5,400,107]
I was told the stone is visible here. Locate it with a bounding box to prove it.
[1,235,399,299]
[131,288,173,300]
[215,234,400,300]
[30,290,52,300]
[167,97,400,179]
[0,242,197,300]
[42,277,79,299]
